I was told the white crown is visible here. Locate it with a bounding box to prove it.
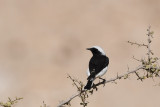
[92,46,106,55]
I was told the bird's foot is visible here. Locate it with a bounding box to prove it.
[99,77,106,86]
[92,83,98,91]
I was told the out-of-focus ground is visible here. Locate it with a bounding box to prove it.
[0,0,160,107]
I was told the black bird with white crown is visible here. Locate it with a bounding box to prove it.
[84,46,109,90]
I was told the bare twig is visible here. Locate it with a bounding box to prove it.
[94,65,144,87]
[67,74,80,91]
[132,56,142,62]
[58,92,82,107]
[127,41,147,47]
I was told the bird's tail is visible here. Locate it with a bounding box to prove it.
[84,79,93,90]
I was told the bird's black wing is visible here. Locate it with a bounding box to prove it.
[87,55,109,80]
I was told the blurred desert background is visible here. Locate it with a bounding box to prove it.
[0,0,160,107]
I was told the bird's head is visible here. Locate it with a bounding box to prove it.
[87,46,106,56]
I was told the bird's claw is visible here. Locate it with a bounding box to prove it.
[99,77,106,87]
[92,83,98,91]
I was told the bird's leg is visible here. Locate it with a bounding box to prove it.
[99,77,106,86]
[99,77,106,81]
[92,83,98,91]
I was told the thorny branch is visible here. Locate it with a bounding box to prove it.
[58,26,160,107]
[94,65,144,87]
[58,65,145,107]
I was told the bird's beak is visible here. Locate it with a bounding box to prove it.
[86,48,91,50]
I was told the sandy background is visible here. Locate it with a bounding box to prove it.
[0,0,160,107]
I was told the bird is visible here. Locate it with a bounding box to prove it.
[84,46,109,90]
